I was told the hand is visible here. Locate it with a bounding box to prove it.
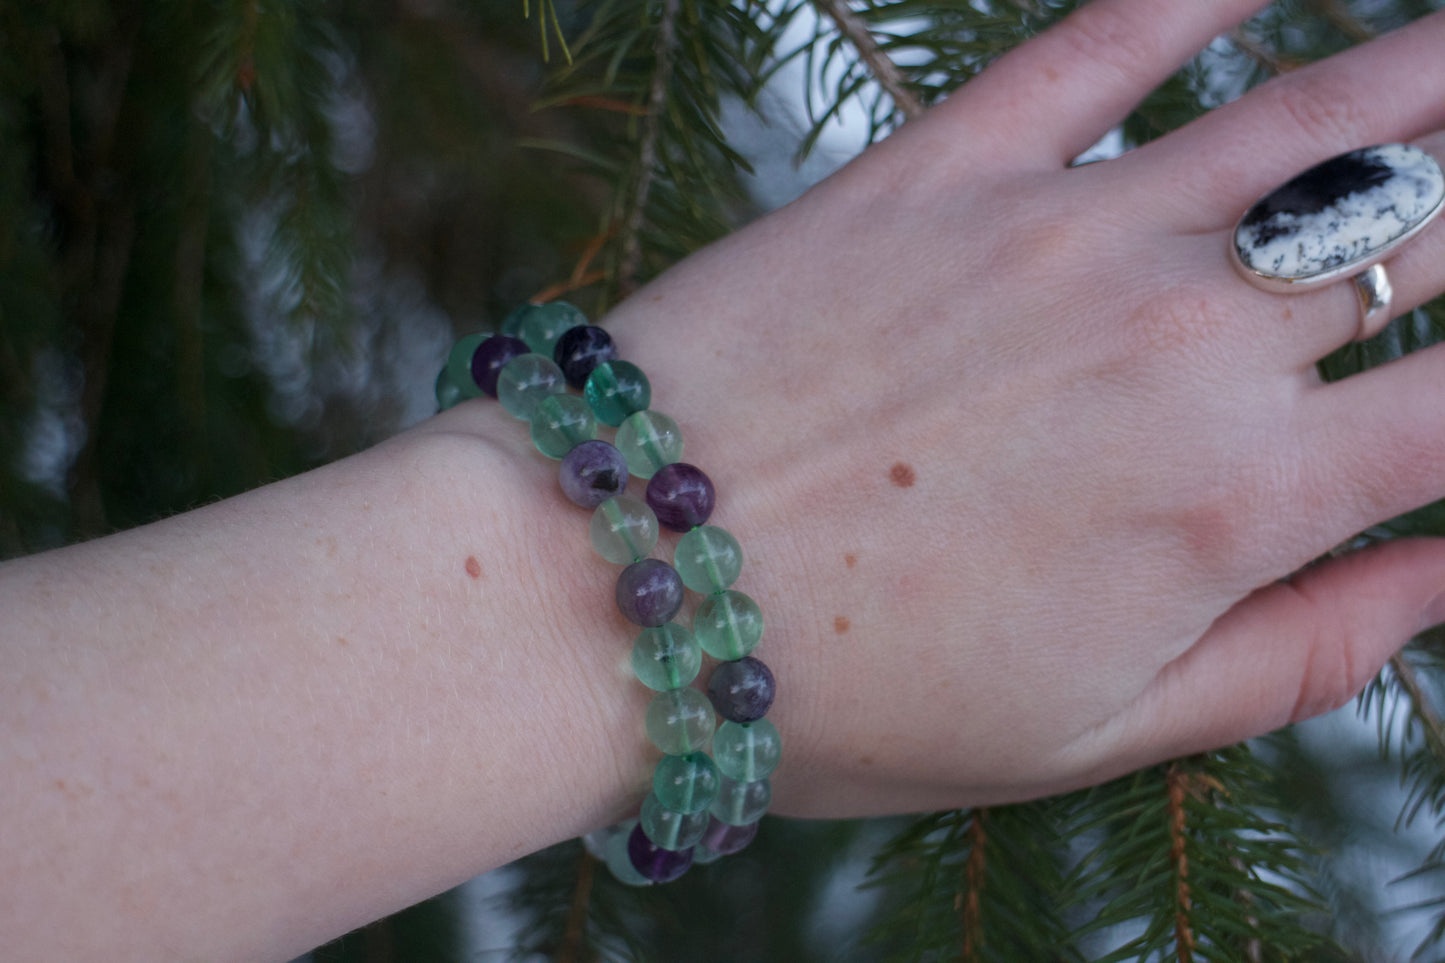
[601,0,1445,817]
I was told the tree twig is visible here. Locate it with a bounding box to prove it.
[1391,652,1445,764]
[1311,0,1375,43]
[556,845,596,963]
[617,0,679,296]
[1167,765,1195,963]
[960,808,987,962]
[813,0,923,121]
[1229,27,1289,77]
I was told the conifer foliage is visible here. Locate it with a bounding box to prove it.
[2,1,1445,960]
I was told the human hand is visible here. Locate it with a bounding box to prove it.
[600,0,1445,817]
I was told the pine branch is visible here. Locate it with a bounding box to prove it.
[961,808,986,961]
[618,0,679,293]
[1390,652,1445,775]
[557,845,597,963]
[812,0,923,121]
[1310,0,1376,41]
[865,802,1076,962]
[1166,764,1196,963]
[1071,750,1339,962]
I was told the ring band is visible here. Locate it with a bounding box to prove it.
[1230,143,1444,341]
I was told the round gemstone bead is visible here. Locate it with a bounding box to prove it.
[517,301,587,356]
[710,775,771,826]
[496,353,566,421]
[645,463,715,532]
[498,303,532,337]
[445,333,487,401]
[604,820,653,886]
[529,394,597,459]
[699,816,760,856]
[589,496,658,564]
[645,686,715,755]
[559,440,628,508]
[707,656,775,723]
[435,367,465,411]
[713,719,782,782]
[615,410,683,479]
[553,325,618,389]
[632,623,702,691]
[470,334,529,397]
[616,559,684,627]
[641,793,710,851]
[585,360,651,427]
[674,525,742,593]
[627,823,693,882]
[652,752,720,814]
[693,590,763,660]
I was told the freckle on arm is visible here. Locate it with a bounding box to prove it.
[889,462,916,488]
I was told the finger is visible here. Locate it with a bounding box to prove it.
[1128,9,1445,230]
[1295,339,1445,537]
[921,0,1271,169]
[1083,538,1445,771]
[1162,132,1445,370]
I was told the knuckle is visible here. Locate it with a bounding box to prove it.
[1261,73,1371,152]
[1057,4,1161,85]
[1118,286,1231,362]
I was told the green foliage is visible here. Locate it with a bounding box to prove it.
[1067,750,1343,962]
[865,803,1078,962]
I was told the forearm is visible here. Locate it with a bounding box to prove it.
[0,408,653,961]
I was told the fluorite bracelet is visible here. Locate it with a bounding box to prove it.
[435,301,780,884]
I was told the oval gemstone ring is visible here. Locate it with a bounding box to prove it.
[1230,143,1445,340]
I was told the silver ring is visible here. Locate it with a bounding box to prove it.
[1230,143,1444,342]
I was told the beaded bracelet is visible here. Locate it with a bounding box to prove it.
[435,300,781,884]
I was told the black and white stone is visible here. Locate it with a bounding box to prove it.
[1233,144,1444,285]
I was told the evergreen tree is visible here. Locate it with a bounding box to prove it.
[2,0,1443,959]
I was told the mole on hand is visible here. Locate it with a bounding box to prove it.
[889,462,916,488]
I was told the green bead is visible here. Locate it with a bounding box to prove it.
[692,843,725,865]
[641,793,710,851]
[603,819,652,886]
[693,590,763,660]
[615,410,683,479]
[445,333,486,400]
[711,775,772,826]
[713,719,781,782]
[584,360,651,427]
[632,623,702,690]
[529,394,597,459]
[499,303,533,337]
[435,367,465,411]
[496,353,565,421]
[590,495,658,564]
[517,301,587,356]
[652,752,720,815]
[674,525,743,593]
[645,687,715,755]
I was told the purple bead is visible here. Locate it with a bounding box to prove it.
[645,463,715,533]
[707,657,775,723]
[553,325,618,389]
[700,816,759,856]
[616,559,684,627]
[470,335,529,397]
[559,440,628,508]
[627,823,693,882]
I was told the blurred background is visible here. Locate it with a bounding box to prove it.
[3,0,1445,959]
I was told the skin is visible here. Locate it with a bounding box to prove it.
[4,0,1445,958]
